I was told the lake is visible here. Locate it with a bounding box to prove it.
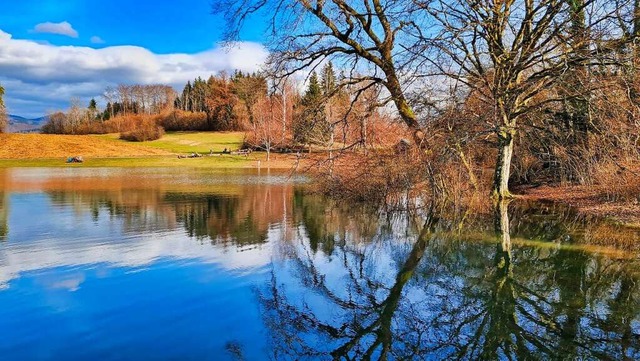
[0,168,638,360]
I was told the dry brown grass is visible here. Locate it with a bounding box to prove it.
[519,183,640,226]
[0,133,171,159]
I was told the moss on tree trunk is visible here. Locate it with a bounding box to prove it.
[492,127,515,200]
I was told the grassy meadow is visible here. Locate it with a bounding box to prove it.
[95,131,246,154]
[0,132,300,169]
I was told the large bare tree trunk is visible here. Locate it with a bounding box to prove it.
[492,127,515,200]
[494,199,511,257]
[385,72,427,148]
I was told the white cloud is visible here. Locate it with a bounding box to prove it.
[33,21,79,38]
[90,35,105,44]
[0,29,269,117]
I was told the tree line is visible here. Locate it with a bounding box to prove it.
[102,84,176,119]
[40,63,396,156]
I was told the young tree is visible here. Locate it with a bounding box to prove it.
[41,111,68,134]
[67,98,86,134]
[103,86,117,119]
[248,95,282,161]
[271,77,296,146]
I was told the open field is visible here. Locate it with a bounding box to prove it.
[0,132,301,169]
[95,131,246,154]
[0,133,171,159]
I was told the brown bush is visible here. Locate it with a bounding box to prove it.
[157,110,209,131]
[315,151,430,203]
[119,121,165,142]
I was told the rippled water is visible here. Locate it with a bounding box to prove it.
[0,168,638,360]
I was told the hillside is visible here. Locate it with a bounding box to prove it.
[0,134,172,159]
[6,115,46,133]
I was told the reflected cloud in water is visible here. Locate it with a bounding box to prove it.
[0,168,638,360]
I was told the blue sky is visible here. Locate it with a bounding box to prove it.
[0,0,267,117]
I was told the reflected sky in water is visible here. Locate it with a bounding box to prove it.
[0,168,638,360]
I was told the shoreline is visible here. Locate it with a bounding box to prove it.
[517,184,640,228]
[2,133,638,226]
[0,154,302,169]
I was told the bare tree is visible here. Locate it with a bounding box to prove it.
[103,86,117,119]
[212,0,430,148]
[417,0,624,199]
[248,95,282,161]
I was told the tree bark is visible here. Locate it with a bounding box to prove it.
[383,68,427,148]
[492,127,515,200]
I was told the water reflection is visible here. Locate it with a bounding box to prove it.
[259,200,640,360]
[0,168,638,360]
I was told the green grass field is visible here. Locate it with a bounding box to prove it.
[97,131,246,154]
[0,131,302,169]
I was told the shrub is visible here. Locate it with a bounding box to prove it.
[119,121,165,142]
[316,151,430,204]
[157,110,208,131]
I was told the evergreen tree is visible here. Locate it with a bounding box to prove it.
[320,62,337,96]
[87,98,99,121]
[181,81,193,111]
[304,72,322,102]
[232,71,268,123]
[294,72,329,144]
[192,77,208,112]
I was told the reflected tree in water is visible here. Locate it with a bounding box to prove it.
[427,201,640,360]
[260,209,444,360]
[44,182,298,249]
[259,201,640,360]
[292,190,381,256]
[15,178,640,359]
[173,184,295,247]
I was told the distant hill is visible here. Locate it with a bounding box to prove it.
[6,115,47,133]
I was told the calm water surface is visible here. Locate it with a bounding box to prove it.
[0,168,638,360]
